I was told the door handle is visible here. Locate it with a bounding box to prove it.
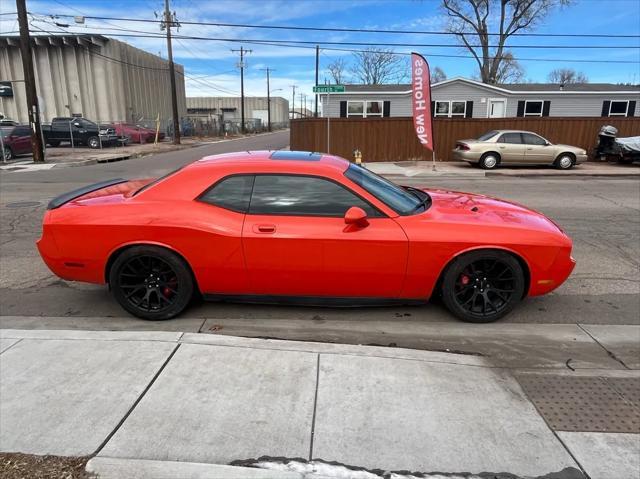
[254,224,276,234]
[498,146,505,149]
[526,147,533,150]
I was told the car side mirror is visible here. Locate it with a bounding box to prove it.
[344,206,368,227]
[73,122,81,127]
[545,141,551,146]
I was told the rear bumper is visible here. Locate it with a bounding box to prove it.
[452,149,483,163]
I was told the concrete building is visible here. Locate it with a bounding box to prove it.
[0,34,187,124]
[319,78,640,119]
[186,96,289,129]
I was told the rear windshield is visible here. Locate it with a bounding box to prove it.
[477,130,498,141]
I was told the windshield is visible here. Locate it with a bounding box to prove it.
[477,130,498,141]
[344,164,427,215]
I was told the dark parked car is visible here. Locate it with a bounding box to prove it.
[1,125,32,160]
[42,117,118,149]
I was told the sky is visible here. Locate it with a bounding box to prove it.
[1,0,639,105]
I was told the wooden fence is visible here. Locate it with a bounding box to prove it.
[290,117,640,162]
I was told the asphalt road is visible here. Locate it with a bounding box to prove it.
[1,129,638,343]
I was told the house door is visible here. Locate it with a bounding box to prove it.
[488,99,506,118]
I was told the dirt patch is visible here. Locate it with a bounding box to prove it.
[0,453,94,479]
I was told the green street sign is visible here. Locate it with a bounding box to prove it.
[313,85,345,93]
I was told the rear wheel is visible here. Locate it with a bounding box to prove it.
[441,250,525,323]
[554,153,575,170]
[109,246,194,320]
[87,136,100,149]
[479,152,499,169]
[47,140,60,147]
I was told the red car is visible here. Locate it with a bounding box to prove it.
[37,151,575,323]
[1,125,32,160]
[109,123,160,143]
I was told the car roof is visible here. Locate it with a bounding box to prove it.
[192,150,350,173]
[490,130,541,135]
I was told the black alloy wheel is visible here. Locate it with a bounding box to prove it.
[110,246,194,320]
[442,250,525,323]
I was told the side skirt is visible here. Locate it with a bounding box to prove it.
[202,294,427,308]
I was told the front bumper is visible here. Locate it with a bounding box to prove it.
[575,154,588,164]
[452,149,483,163]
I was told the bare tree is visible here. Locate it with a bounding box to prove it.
[442,0,572,84]
[326,58,348,84]
[494,52,525,83]
[547,68,588,84]
[350,48,408,84]
[432,66,447,83]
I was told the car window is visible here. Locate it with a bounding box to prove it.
[199,175,255,213]
[521,133,547,146]
[498,133,523,144]
[13,126,30,136]
[249,174,381,217]
[477,130,498,141]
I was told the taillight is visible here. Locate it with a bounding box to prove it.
[456,142,470,151]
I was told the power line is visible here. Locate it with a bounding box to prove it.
[31,13,640,38]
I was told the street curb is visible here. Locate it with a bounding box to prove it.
[86,457,303,479]
[44,130,290,169]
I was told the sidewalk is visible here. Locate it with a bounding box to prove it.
[366,160,640,179]
[1,327,638,478]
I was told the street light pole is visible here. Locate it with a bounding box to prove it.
[16,0,45,163]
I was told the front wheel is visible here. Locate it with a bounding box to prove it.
[441,250,525,323]
[554,154,575,170]
[109,246,194,320]
[2,147,13,161]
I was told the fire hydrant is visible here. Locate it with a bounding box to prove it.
[353,149,363,165]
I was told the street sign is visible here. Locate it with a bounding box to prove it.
[313,85,345,93]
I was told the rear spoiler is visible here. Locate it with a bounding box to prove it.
[47,178,127,210]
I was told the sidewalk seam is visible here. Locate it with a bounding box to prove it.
[0,338,23,355]
[577,324,630,370]
[93,343,181,456]
[308,354,321,461]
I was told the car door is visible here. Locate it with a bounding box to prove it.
[522,132,553,164]
[13,126,32,154]
[242,174,408,298]
[496,132,526,163]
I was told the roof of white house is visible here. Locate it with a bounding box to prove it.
[333,77,640,94]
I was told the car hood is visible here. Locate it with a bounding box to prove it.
[423,188,566,235]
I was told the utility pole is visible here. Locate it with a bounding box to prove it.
[16,0,44,163]
[290,84,297,120]
[161,0,181,145]
[232,46,251,133]
[314,45,319,117]
[260,67,274,132]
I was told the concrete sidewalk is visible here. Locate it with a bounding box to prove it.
[1,328,638,479]
[366,160,640,179]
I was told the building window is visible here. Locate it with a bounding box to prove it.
[366,101,383,117]
[434,101,450,117]
[347,101,364,118]
[524,100,544,117]
[609,100,629,116]
[347,100,385,118]
[435,101,466,118]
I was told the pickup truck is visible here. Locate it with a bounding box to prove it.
[42,117,118,149]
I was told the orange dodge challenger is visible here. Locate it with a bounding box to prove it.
[37,150,575,323]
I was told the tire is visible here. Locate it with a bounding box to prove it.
[87,136,100,149]
[2,146,13,161]
[554,153,575,170]
[441,250,525,323]
[47,140,60,147]
[479,152,500,170]
[109,245,194,320]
